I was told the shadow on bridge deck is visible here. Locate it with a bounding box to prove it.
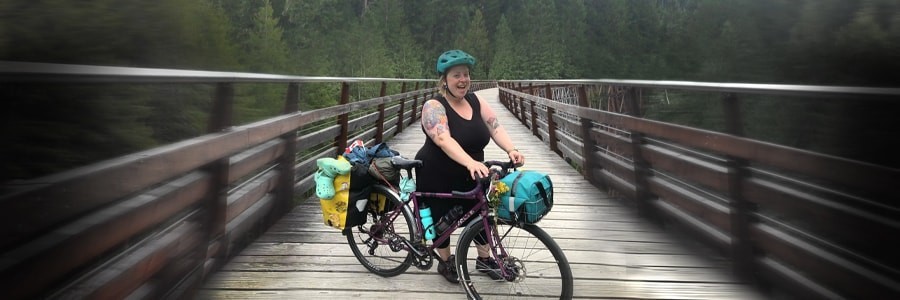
[196,88,766,299]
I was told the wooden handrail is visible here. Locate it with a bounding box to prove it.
[499,79,900,98]
[0,61,434,83]
[498,83,900,300]
[0,62,464,299]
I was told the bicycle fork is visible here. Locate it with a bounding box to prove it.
[487,220,525,282]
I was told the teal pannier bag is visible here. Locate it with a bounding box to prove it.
[498,170,553,224]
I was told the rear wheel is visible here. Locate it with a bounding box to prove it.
[456,219,573,299]
[345,187,415,277]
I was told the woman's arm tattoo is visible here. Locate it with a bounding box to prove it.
[423,101,448,139]
[485,116,500,132]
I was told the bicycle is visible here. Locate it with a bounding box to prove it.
[345,157,574,299]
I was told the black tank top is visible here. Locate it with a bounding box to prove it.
[414,93,491,193]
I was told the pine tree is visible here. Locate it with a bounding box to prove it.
[455,9,491,78]
[234,0,292,124]
[490,15,520,79]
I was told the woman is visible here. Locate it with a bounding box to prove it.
[414,49,525,283]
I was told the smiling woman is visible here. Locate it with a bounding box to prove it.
[413,49,526,283]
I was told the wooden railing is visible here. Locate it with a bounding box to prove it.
[0,61,492,299]
[498,80,900,299]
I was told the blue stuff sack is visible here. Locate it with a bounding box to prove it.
[498,170,553,224]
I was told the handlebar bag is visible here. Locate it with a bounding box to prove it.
[498,170,553,224]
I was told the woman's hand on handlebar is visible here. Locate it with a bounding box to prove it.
[508,149,525,167]
[465,160,489,180]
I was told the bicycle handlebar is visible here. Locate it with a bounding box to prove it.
[475,160,519,185]
[483,160,516,170]
[446,160,521,196]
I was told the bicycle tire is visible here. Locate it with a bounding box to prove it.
[456,219,574,299]
[345,186,415,277]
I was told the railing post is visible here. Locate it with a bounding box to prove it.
[513,95,520,122]
[530,99,539,139]
[409,82,420,126]
[509,82,522,116]
[509,84,517,116]
[722,93,754,282]
[577,85,597,184]
[203,82,233,278]
[275,82,299,221]
[431,81,437,101]
[397,82,407,134]
[625,87,653,217]
[522,83,540,131]
[543,84,552,102]
[208,83,233,133]
[375,82,387,143]
[545,84,560,155]
[506,82,513,108]
[520,84,529,125]
[336,82,350,154]
[499,83,506,107]
[503,83,509,106]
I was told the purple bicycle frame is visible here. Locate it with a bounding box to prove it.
[407,175,509,262]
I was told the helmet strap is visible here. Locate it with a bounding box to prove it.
[441,75,462,100]
[444,83,460,99]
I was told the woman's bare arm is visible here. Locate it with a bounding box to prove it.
[479,95,525,165]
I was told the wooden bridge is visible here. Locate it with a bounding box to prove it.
[196,88,765,299]
[2,62,899,299]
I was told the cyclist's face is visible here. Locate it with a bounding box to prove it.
[445,66,470,96]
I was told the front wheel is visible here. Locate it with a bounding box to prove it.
[345,186,415,277]
[456,220,573,299]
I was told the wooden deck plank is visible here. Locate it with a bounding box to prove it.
[197,271,764,300]
[217,255,741,283]
[198,88,765,299]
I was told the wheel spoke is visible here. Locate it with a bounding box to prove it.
[457,223,573,299]
[346,189,414,277]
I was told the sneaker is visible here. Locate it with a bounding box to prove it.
[437,255,459,283]
[476,256,503,280]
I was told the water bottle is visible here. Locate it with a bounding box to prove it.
[435,205,465,235]
[420,204,436,240]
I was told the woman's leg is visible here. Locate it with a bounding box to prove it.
[437,247,452,261]
[426,198,454,262]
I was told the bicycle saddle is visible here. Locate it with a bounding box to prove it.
[391,156,423,170]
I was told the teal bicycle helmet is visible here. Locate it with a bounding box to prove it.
[436,50,476,75]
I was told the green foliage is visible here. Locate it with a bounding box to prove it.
[4,0,899,180]
[233,0,293,125]
[1,0,239,181]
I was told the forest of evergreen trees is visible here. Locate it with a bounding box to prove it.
[2,0,898,181]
